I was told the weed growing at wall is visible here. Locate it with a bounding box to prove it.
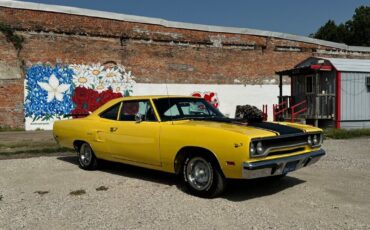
[324,128,370,139]
[0,22,23,50]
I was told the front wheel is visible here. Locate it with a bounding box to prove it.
[78,143,98,170]
[181,155,226,198]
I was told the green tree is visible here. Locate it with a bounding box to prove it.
[311,6,370,46]
[311,20,345,43]
[348,6,370,46]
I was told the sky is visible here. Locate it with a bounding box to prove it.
[21,0,370,36]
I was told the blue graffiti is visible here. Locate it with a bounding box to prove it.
[24,64,75,121]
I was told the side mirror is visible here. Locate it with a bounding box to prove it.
[135,113,144,123]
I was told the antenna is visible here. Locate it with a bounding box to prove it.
[165,82,170,98]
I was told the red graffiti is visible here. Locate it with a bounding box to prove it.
[71,86,122,118]
[191,91,219,108]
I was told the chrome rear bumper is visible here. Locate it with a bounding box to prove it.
[242,149,326,179]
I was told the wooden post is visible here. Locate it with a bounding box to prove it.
[279,74,283,104]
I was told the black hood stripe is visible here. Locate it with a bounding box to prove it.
[248,122,304,135]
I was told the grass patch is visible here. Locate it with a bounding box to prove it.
[0,147,73,156]
[0,142,57,149]
[0,126,25,132]
[324,128,370,139]
[70,189,86,196]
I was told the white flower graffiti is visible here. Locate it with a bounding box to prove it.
[89,64,105,77]
[37,74,71,102]
[72,71,94,88]
[103,68,122,83]
[70,64,88,76]
[95,81,108,93]
[70,63,135,95]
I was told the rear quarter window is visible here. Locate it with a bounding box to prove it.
[100,103,121,120]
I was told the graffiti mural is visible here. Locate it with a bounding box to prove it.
[24,65,75,123]
[24,63,135,130]
[69,64,134,117]
[191,91,219,108]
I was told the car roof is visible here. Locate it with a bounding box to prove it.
[89,95,200,117]
[121,95,195,100]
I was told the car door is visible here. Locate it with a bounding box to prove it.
[107,99,161,166]
[90,102,122,157]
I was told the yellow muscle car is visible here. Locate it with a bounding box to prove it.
[53,95,325,197]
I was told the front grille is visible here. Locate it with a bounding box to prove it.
[268,147,305,156]
[251,133,310,157]
[257,134,308,147]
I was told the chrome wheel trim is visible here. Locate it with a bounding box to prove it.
[186,157,213,191]
[79,144,92,166]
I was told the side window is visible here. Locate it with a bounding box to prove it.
[120,100,157,121]
[164,104,180,117]
[178,101,212,116]
[100,103,121,120]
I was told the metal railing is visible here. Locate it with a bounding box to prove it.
[273,100,289,121]
[274,94,335,122]
[290,100,307,122]
[262,104,268,121]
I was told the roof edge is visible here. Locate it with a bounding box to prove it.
[1,0,370,52]
[293,57,370,73]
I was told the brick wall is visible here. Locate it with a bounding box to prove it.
[0,6,370,128]
[0,79,24,128]
[0,32,23,128]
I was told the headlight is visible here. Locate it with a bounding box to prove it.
[250,141,265,157]
[256,142,264,155]
[308,134,322,147]
[250,143,256,155]
[307,135,312,145]
[313,135,319,145]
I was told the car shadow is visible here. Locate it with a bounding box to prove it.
[57,156,306,201]
[221,176,306,202]
[57,156,177,186]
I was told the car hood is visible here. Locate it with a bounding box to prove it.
[170,120,320,138]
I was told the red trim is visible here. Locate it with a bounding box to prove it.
[310,64,332,71]
[335,71,341,128]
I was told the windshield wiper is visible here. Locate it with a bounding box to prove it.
[167,116,231,122]
[188,116,231,122]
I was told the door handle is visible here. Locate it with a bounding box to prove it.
[110,127,118,132]
[95,129,104,142]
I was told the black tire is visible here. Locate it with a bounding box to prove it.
[181,155,226,198]
[77,142,98,170]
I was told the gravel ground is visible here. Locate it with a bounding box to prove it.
[0,138,370,229]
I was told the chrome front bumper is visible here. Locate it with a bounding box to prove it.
[242,149,326,179]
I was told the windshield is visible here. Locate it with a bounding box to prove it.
[153,97,225,121]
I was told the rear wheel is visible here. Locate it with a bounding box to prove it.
[78,143,98,170]
[181,155,226,198]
